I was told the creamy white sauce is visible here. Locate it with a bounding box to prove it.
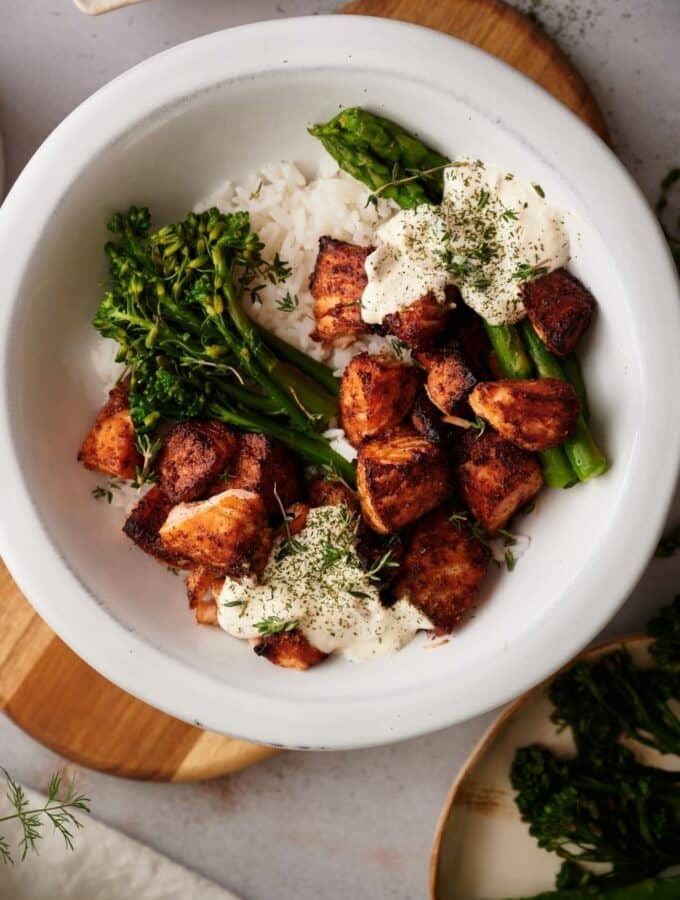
[362,158,570,326]
[217,505,431,661]
[362,205,450,324]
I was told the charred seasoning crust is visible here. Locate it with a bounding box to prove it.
[122,486,194,569]
[455,430,543,534]
[309,237,374,343]
[156,421,239,503]
[253,630,328,670]
[395,507,490,632]
[357,431,454,533]
[522,268,595,359]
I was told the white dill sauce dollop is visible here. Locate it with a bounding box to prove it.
[361,158,570,326]
[217,505,431,661]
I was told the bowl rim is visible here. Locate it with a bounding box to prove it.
[0,15,679,750]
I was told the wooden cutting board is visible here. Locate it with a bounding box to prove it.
[0,0,606,781]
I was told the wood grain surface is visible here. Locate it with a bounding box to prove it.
[0,0,606,781]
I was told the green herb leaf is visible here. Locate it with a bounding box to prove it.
[512,262,549,281]
[254,616,300,637]
[275,292,299,313]
[0,769,90,865]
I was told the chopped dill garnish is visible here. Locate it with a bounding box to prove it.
[254,616,299,636]
[276,292,299,313]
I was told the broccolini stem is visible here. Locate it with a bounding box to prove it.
[208,402,356,486]
[484,322,577,489]
[253,322,341,397]
[520,320,608,482]
[218,275,338,426]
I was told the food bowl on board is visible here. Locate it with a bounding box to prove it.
[0,17,678,749]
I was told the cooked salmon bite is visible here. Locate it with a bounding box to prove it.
[159,488,272,575]
[156,421,239,503]
[522,268,596,359]
[381,286,458,351]
[227,433,303,516]
[339,352,421,447]
[252,630,328,670]
[469,378,581,452]
[417,346,477,415]
[123,485,193,569]
[307,477,359,513]
[456,430,544,534]
[357,430,454,534]
[310,237,373,345]
[78,379,141,479]
[394,507,490,632]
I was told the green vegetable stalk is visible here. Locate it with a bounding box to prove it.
[519,320,608,482]
[485,322,576,490]
[309,107,449,207]
[563,355,590,422]
[94,206,352,480]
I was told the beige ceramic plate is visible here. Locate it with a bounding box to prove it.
[429,636,679,899]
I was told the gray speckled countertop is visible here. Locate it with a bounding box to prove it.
[1,3,679,898]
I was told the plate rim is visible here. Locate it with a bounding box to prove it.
[428,632,650,899]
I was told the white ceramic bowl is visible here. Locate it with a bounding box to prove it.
[0,17,678,750]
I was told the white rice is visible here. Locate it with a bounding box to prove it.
[195,159,397,377]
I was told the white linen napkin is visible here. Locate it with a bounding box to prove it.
[0,785,240,900]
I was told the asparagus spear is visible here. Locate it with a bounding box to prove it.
[520,320,608,482]
[484,322,577,489]
[502,874,680,899]
[484,323,533,379]
[563,354,590,421]
[309,129,434,208]
[310,107,449,203]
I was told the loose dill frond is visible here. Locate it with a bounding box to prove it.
[0,770,90,865]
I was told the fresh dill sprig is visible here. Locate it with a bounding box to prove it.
[272,485,307,560]
[91,479,123,503]
[362,549,400,583]
[132,434,163,488]
[367,160,461,205]
[275,292,299,313]
[254,616,299,637]
[448,510,487,541]
[512,262,549,281]
[389,337,409,359]
[320,462,358,495]
[0,770,90,865]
